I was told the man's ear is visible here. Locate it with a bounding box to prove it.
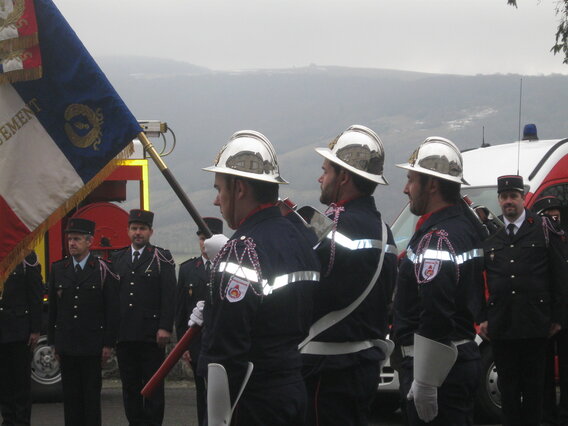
[234,178,248,200]
[338,168,350,187]
[427,176,438,195]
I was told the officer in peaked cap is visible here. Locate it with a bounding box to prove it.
[531,195,568,426]
[48,217,119,426]
[111,209,176,425]
[392,137,486,425]
[480,175,567,426]
[532,195,562,221]
[175,217,223,426]
[0,250,43,426]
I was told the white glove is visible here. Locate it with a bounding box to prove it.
[188,300,205,327]
[204,234,229,260]
[407,380,438,423]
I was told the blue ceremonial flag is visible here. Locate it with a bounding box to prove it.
[0,0,143,281]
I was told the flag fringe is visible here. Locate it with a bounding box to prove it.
[0,142,134,285]
[0,33,39,52]
[0,66,42,85]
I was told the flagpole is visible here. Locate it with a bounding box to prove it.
[137,132,212,238]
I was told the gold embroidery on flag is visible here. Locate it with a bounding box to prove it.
[64,104,104,150]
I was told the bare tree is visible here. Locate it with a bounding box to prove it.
[507,0,568,64]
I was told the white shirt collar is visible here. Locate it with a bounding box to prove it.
[503,209,526,233]
[131,245,146,255]
[73,253,90,269]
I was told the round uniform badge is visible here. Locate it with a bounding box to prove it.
[225,276,249,302]
[421,259,441,282]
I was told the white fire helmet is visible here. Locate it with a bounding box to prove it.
[315,125,388,185]
[203,130,288,184]
[396,136,468,185]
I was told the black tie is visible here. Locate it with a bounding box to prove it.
[133,251,140,264]
[507,223,516,239]
[205,261,211,276]
[75,264,82,274]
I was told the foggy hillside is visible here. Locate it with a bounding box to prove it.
[96,56,568,259]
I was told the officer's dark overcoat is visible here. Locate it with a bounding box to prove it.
[0,252,43,343]
[111,245,176,342]
[483,210,567,339]
[47,255,119,355]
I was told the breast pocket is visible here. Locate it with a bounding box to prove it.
[521,239,545,248]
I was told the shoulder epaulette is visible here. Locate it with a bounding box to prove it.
[155,246,173,259]
[180,256,198,266]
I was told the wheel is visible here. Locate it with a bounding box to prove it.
[474,344,501,423]
[30,335,63,401]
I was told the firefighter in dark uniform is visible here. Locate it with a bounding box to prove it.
[300,125,398,426]
[196,130,320,426]
[0,251,43,426]
[478,178,567,426]
[47,218,120,426]
[175,217,223,426]
[532,195,568,426]
[392,137,486,425]
[111,209,176,426]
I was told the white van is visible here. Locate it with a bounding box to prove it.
[385,129,568,422]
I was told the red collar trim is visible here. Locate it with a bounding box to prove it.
[415,205,453,231]
[336,195,362,207]
[238,203,276,227]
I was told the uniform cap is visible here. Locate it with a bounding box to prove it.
[532,195,561,215]
[65,218,95,235]
[128,209,154,227]
[315,125,387,185]
[497,175,524,194]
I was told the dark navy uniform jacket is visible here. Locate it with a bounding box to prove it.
[111,245,176,343]
[47,255,119,356]
[197,206,320,402]
[393,204,485,348]
[303,195,398,370]
[482,210,567,339]
[175,256,209,355]
[0,252,43,343]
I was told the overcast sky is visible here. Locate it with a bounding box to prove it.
[54,0,567,76]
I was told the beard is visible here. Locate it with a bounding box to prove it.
[409,191,429,216]
[502,203,520,220]
[319,181,337,205]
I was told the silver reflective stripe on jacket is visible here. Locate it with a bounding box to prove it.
[263,270,320,296]
[385,244,398,255]
[405,248,483,265]
[218,262,260,283]
[218,262,319,295]
[327,231,398,255]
